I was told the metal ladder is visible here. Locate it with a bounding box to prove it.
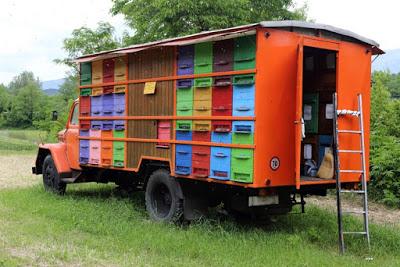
[333,93,370,254]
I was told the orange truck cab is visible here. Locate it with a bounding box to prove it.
[33,21,383,222]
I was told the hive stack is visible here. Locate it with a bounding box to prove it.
[175,35,256,183]
[79,57,127,168]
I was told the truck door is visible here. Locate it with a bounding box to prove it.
[294,42,304,190]
[65,102,80,170]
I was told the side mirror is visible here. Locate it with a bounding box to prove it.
[52,111,58,121]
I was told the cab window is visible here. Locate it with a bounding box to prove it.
[70,104,79,125]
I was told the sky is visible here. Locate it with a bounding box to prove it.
[295,0,400,50]
[0,0,127,85]
[0,0,399,85]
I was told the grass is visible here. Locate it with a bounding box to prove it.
[0,129,47,154]
[0,184,399,266]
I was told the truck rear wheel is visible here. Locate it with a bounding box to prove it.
[145,170,183,223]
[42,155,66,195]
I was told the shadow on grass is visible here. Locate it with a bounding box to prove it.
[57,183,399,257]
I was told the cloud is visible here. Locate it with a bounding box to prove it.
[295,0,400,50]
[0,0,127,85]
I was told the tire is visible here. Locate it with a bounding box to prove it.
[145,169,183,223]
[42,155,66,195]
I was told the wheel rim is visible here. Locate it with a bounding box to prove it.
[151,183,172,218]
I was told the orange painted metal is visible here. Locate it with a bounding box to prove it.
[38,143,72,174]
[253,28,372,188]
[171,46,177,176]
[294,40,304,190]
[124,55,129,168]
[65,102,81,171]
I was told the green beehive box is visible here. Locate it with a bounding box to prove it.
[113,130,125,167]
[194,42,213,74]
[231,148,253,183]
[233,74,255,85]
[194,77,212,88]
[234,35,256,71]
[176,120,192,131]
[177,101,193,116]
[80,62,92,85]
[177,86,193,103]
[303,93,319,134]
[80,88,92,96]
[113,130,125,138]
[232,132,254,145]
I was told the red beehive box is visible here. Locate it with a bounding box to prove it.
[79,96,91,117]
[157,121,171,148]
[213,39,234,72]
[192,131,210,142]
[192,146,210,178]
[212,76,232,116]
[103,58,115,94]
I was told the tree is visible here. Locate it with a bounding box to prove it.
[7,71,40,96]
[55,22,120,71]
[0,84,10,127]
[0,84,9,113]
[58,74,78,104]
[7,82,47,128]
[369,71,400,207]
[111,0,308,45]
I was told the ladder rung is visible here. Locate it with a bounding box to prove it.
[338,130,362,134]
[340,190,365,194]
[342,210,366,214]
[338,150,363,153]
[343,231,367,235]
[339,170,363,173]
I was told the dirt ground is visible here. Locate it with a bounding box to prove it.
[307,195,400,228]
[0,154,39,189]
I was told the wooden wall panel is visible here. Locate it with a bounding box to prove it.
[128,82,174,116]
[129,47,175,79]
[128,120,158,139]
[127,143,172,169]
[126,46,175,169]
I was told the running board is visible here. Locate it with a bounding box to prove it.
[61,171,82,183]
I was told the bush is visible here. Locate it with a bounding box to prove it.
[369,134,400,207]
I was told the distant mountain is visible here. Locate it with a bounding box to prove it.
[43,89,59,96]
[41,78,65,95]
[372,49,400,74]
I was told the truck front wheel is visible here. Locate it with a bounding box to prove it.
[42,155,66,195]
[145,170,183,223]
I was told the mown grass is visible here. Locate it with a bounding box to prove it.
[0,129,46,154]
[0,184,399,266]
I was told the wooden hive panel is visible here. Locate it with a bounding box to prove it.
[126,47,175,169]
[127,142,172,169]
[128,82,174,116]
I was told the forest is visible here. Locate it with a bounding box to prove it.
[0,0,398,207]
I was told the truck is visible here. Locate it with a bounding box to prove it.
[32,21,383,222]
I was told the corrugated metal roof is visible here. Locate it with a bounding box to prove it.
[75,21,383,62]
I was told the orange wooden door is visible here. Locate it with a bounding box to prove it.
[294,42,304,190]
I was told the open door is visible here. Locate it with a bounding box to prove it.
[294,42,304,190]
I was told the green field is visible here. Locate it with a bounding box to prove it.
[0,184,399,266]
[0,129,47,153]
